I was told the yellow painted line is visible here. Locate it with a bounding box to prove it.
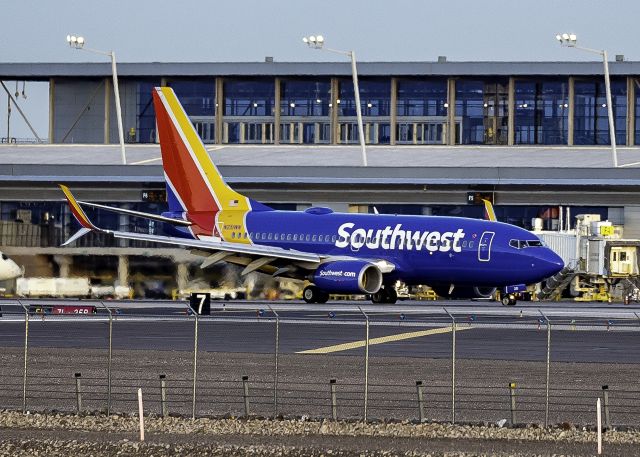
[297,326,472,354]
[131,156,162,165]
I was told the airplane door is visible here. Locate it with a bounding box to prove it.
[478,231,495,262]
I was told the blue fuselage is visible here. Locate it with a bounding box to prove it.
[235,210,564,287]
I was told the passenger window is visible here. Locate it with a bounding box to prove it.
[293,234,298,241]
[287,234,292,241]
[274,234,279,240]
[306,234,310,241]
[469,241,474,248]
[331,235,337,243]
[312,235,317,242]
[462,241,468,248]
[268,233,273,240]
[231,232,236,239]
[621,252,627,261]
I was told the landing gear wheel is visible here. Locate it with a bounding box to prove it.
[501,295,517,306]
[371,286,398,304]
[385,287,398,304]
[303,285,319,304]
[316,290,330,304]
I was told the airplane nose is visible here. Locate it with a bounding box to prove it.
[542,249,564,277]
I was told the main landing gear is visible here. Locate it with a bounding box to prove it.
[371,286,398,304]
[303,285,329,304]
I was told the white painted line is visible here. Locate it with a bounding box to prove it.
[131,157,162,165]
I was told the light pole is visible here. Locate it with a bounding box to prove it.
[556,33,617,168]
[303,35,367,166]
[67,34,127,165]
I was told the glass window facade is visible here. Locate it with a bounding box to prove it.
[338,79,390,116]
[455,80,509,144]
[223,79,274,116]
[574,79,626,145]
[514,80,569,144]
[280,79,330,117]
[136,81,160,143]
[396,79,447,117]
[169,80,215,116]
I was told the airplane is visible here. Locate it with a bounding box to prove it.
[59,87,564,306]
[0,251,22,282]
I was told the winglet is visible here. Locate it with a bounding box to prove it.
[59,184,98,230]
[482,199,497,222]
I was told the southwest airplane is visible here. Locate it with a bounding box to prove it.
[60,87,564,306]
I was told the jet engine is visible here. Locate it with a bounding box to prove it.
[313,261,383,294]
[431,285,497,300]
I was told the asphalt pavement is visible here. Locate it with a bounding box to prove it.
[0,299,639,364]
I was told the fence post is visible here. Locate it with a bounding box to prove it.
[99,302,113,415]
[416,381,425,422]
[74,373,82,413]
[444,308,456,423]
[540,310,551,428]
[269,306,280,418]
[192,312,199,420]
[242,375,250,417]
[19,301,29,413]
[602,385,611,430]
[330,379,337,421]
[509,382,517,425]
[358,307,370,422]
[160,375,168,418]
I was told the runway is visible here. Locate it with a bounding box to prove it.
[1,299,639,364]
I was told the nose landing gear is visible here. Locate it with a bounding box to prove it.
[501,294,517,306]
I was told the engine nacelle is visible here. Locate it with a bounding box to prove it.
[313,261,383,294]
[432,285,497,299]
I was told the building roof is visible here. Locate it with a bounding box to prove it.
[1,144,639,187]
[1,61,640,79]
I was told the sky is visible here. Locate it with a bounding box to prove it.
[1,0,639,138]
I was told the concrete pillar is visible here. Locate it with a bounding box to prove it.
[118,255,129,287]
[568,76,575,146]
[274,78,281,144]
[48,78,55,143]
[176,262,189,292]
[390,78,397,145]
[507,77,515,146]
[215,77,224,144]
[330,78,339,144]
[104,77,111,145]
[54,255,72,278]
[627,77,635,146]
[447,78,456,145]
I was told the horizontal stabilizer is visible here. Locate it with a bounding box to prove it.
[77,200,192,227]
[62,227,92,247]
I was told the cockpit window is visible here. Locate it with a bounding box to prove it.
[510,239,544,249]
[1,253,7,260]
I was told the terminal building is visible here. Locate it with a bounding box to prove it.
[1,60,639,296]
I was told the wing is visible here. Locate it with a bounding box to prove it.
[59,185,396,279]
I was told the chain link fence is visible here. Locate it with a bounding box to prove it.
[0,300,639,428]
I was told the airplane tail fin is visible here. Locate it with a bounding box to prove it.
[152,87,265,214]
